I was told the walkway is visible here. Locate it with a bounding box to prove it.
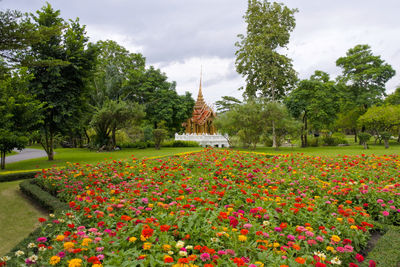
[5,148,48,164]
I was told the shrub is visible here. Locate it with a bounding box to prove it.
[153,129,168,150]
[0,171,37,183]
[358,132,371,149]
[162,140,200,147]
[321,132,348,146]
[308,137,319,147]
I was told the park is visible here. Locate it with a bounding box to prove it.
[1,0,400,266]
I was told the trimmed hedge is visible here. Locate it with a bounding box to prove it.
[0,171,37,183]
[19,179,68,212]
[5,180,69,258]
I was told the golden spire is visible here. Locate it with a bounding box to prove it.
[195,66,205,107]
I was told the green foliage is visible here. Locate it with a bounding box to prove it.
[19,179,68,212]
[358,132,372,149]
[162,140,200,148]
[0,171,37,183]
[27,3,97,160]
[0,67,43,169]
[358,105,400,137]
[385,87,400,105]
[286,71,339,147]
[153,128,168,150]
[90,100,145,149]
[215,96,241,113]
[235,0,298,100]
[336,44,395,111]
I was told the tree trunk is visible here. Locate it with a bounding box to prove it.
[354,129,357,143]
[1,150,5,170]
[272,120,277,149]
[84,128,90,144]
[384,139,389,149]
[363,142,368,149]
[112,128,116,149]
[304,112,308,147]
[48,131,54,160]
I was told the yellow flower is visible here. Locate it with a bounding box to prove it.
[350,225,358,230]
[238,235,247,242]
[63,242,75,250]
[81,238,92,246]
[273,242,280,248]
[92,264,103,267]
[129,237,137,242]
[255,261,264,267]
[68,258,82,267]
[163,244,171,251]
[331,235,341,243]
[55,235,65,241]
[49,255,60,265]
[326,246,336,253]
[143,242,152,250]
[337,218,343,222]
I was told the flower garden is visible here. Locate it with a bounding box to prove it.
[3,149,400,266]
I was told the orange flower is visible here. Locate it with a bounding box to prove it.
[295,257,306,264]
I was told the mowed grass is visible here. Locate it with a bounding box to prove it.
[238,140,400,157]
[0,146,201,172]
[0,180,47,256]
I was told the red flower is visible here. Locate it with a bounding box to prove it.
[349,263,359,267]
[315,262,326,267]
[68,223,75,229]
[355,254,364,262]
[141,227,154,238]
[160,225,171,232]
[38,217,47,223]
[368,260,376,267]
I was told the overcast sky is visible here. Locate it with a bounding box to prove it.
[2,0,400,104]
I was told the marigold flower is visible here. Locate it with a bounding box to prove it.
[331,235,341,243]
[49,256,61,265]
[238,235,247,242]
[68,258,82,267]
[63,242,75,250]
[129,237,137,242]
[143,242,152,250]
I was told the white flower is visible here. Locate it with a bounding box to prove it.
[263,220,270,226]
[28,255,38,262]
[211,237,220,243]
[168,251,174,255]
[0,256,10,261]
[314,251,326,261]
[185,245,193,250]
[27,243,36,248]
[38,246,47,252]
[179,250,187,257]
[331,257,341,265]
[15,250,25,257]
[49,213,55,218]
[175,240,185,249]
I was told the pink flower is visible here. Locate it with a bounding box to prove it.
[336,246,345,252]
[382,211,390,216]
[316,236,324,242]
[37,237,47,242]
[243,223,253,229]
[377,199,384,203]
[200,253,210,261]
[344,245,353,252]
[218,250,227,255]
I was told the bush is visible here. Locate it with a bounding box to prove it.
[321,132,348,146]
[162,140,200,147]
[358,132,371,149]
[118,141,148,149]
[0,171,37,183]
[19,179,69,212]
[308,137,319,147]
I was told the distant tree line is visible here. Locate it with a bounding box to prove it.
[215,0,397,150]
[0,4,194,168]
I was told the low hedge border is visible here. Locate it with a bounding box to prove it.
[0,171,38,183]
[5,179,69,257]
[19,179,69,212]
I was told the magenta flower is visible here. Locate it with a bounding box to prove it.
[200,253,210,261]
[37,237,47,243]
[382,211,390,216]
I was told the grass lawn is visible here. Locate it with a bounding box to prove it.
[0,146,201,173]
[0,180,47,256]
[238,141,400,157]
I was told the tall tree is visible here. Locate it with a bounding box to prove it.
[0,67,42,169]
[235,0,298,147]
[215,96,241,113]
[27,3,97,160]
[336,44,395,131]
[285,71,339,147]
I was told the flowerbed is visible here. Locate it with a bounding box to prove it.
[3,149,400,266]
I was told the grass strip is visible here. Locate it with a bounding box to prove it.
[361,225,400,267]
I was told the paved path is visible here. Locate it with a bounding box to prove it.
[5,148,48,164]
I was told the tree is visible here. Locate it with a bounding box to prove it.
[90,100,145,149]
[263,101,300,149]
[285,71,339,147]
[27,3,97,160]
[214,112,239,147]
[235,0,298,147]
[0,67,42,169]
[357,105,400,145]
[215,96,241,113]
[153,128,168,150]
[336,44,395,131]
[385,87,400,105]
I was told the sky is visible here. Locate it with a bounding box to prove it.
[2,0,400,105]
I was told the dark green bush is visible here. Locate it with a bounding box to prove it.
[19,179,69,212]
[0,171,37,183]
[308,137,319,147]
[162,140,200,147]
